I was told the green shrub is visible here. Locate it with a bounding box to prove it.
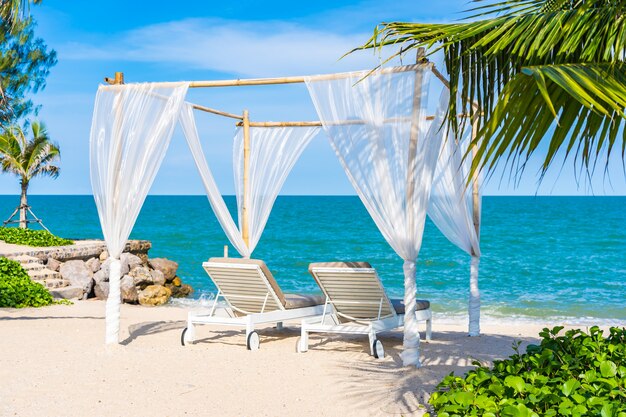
[0,257,54,307]
[0,227,72,247]
[427,326,626,417]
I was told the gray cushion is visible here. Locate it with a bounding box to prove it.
[391,299,430,315]
[284,293,325,309]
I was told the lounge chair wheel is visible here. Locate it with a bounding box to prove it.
[247,331,260,351]
[372,339,385,359]
[181,327,188,346]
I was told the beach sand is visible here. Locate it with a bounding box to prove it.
[0,301,603,417]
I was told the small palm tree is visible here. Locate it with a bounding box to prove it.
[0,121,60,228]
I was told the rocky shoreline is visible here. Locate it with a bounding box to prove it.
[54,251,193,305]
[2,239,193,306]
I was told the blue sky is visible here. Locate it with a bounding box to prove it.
[4,0,624,196]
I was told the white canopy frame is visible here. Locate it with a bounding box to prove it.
[94,60,483,357]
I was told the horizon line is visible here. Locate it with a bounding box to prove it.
[1,194,625,197]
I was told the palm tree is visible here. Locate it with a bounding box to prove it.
[355,0,626,181]
[0,0,40,25]
[0,121,59,228]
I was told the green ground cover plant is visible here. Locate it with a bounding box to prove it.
[0,226,72,246]
[427,326,626,417]
[0,256,53,307]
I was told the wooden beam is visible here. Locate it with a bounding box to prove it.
[101,64,434,90]
[191,104,243,120]
[471,116,481,241]
[241,110,251,248]
[234,114,471,128]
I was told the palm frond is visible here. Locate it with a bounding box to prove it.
[472,63,626,179]
[354,0,626,180]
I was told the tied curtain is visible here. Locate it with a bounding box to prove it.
[90,82,189,344]
[179,104,318,257]
[427,114,482,336]
[179,104,249,257]
[306,67,444,367]
[233,126,319,254]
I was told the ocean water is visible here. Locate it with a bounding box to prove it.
[1,195,625,324]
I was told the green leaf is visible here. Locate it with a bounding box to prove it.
[562,379,581,396]
[504,375,526,393]
[600,360,617,378]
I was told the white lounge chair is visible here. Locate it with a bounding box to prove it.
[182,257,325,350]
[298,262,432,359]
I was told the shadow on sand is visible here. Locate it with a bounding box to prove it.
[321,330,540,416]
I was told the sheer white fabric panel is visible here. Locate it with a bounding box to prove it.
[306,68,443,367]
[179,104,250,258]
[233,126,319,254]
[427,107,480,257]
[427,106,482,336]
[90,82,189,344]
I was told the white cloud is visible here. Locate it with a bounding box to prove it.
[59,18,401,77]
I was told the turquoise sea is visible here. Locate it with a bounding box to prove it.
[1,195,625,324]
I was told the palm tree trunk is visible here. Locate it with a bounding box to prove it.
[19,179,28,229]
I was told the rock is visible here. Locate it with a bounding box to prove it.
[138,285,171,306]
[93,269,108,284]
[121,252,142,271]
[46,258,61,272]
[129,266,153,288]
[99,250,109,261]
[85,257,101,273]
[167,283,193,298]
[50,285,84,300]
[136,253,149,265]
[150,269,165,286]
[100,257,130,278]
[59,260,93,298]
[148,258,178,282]
[120,275,138,303]
[171,276,181,287]
[94,280,109,300]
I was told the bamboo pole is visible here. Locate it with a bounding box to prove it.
[470,116,481,240]
[234,114,471,128]
[101,64,434,91]
[241,110,251,248]
[191,104,243,120]
[104,71,125,345]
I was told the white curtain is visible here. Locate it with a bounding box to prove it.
[179,104,250,257]
[90,82,189,344]
[233,126,319,255]
[427,113,482,336]
[306,67,444,367]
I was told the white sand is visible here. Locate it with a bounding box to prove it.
[0,301,610,417]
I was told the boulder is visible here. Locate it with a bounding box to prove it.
[46,258,61,272]
[120,275,138,303]
[136,253,149,265]
[99,250,109,262]
[122,252,142,271]
[138,285,171,306]
[167,283,193,298]
[148,258,178,281]
[94,280,109,300]
[100,257,130,278]
[93,269,108,284]
[129,266,153,288]
[150,269,165,286]
[59,260,93,298]
[50,285,84,300]
[85,257,101,273]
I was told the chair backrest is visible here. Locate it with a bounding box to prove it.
[308,262,396,323]
[203,258,286,316]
